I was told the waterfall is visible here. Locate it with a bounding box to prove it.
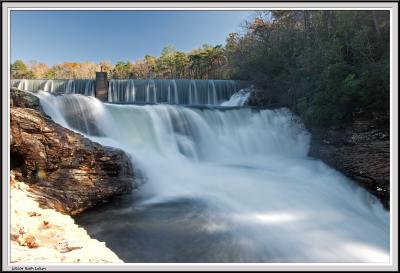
[126,80,136,103]
[65,80,75,93]
[35,91,389,263]
[145,79,157,103]
[167,80,179,104]
[106,79,244,105]
[108,80,116,102]
[11,79,95,95]
[12,78,247,106]
[221,89,251,106]
[207,80,217,105]
[17,79,27,90]
[84,80,95,96]
[189,80,198,105]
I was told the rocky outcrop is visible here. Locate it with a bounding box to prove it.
[10,87,41,110]
[308,114,390,208]
[246,89,289,108]
[10,89,135,215]
[10,173,123,263]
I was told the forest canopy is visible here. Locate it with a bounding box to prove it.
[11,10,390,127]
[11,44,229,81]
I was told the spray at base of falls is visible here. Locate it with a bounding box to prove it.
[35,91,390,263]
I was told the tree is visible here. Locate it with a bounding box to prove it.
[188,51,202,78]
[223,10,390,126]
[174,51,189,78]
[11,60,33,79]
[10,42,235,81]
[49,62,81,79]
[131,59,150,79]
[29,61,49,79]
[112,61,132,79]
[99,60,114,79]
[157,45,177,78]
[144,55,157,77]
[76,61,97,79]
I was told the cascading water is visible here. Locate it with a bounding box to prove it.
[65,79,75,93]
[108,79,136,103]
[11,79,95,96]
[221,88,251,106]
[207,80,217,105]
[167,80,179,104]
[44,80,54,92]
[189,80,199,105]
[34,91,390,263]
[107,79,242,105]
[16,79,27,90]
[12,79,243,105]
[146,79,157,103]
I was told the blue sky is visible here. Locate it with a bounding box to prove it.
[11,10,255,65]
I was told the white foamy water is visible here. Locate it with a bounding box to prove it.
[11,79,95,96]
[221,89,251,106]
[12,79,243,105]
[35,91,390,263]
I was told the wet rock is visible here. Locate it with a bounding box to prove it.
[246,89,289,108]
[10,89,135,215]
[10,87,41,110]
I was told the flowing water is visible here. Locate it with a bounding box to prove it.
[107,79,241,105]
[221,89,251,107]
[34,91,390,263]
[12,79,243,105]
[11,79,95,96]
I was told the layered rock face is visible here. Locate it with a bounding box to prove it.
[308,115,390,208]
[10,89,135,215]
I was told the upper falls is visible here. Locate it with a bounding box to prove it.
[11,79,248,106]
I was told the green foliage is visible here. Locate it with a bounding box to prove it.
[11,44,230,80]
[11,60,33,79]
[225,10,390,127]
[11,10,389,128]
[112,61,132,79]
[45,69,56,79]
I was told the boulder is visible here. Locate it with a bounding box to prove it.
[10,87,41,110]
[10,89,135,215]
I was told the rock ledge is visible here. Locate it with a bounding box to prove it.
[10,173,123,263]
[10,89,135,215]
